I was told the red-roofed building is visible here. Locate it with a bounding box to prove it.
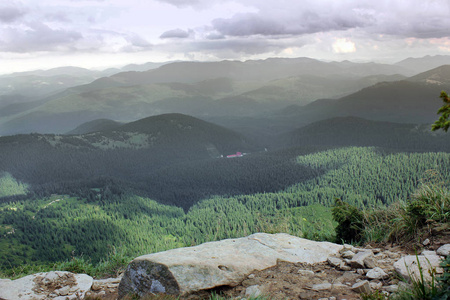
[226,152,243,158]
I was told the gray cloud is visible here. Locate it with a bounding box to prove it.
[1,22,82,52]
[206,32,225,40]
[125,33,152,48]
[0,5,28,23]
[205,0,450,40]
[45,12,71,23]
[211,10,370,38]
[160,28,191,39]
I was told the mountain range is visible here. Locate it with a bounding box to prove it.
[0,55,449,139]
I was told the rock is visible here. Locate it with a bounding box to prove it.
[55,286,70,296]
[423,238,431,246]
[421,250,436,256]
[92,276,122,293]
[313,282,346,291]
[242,278,258,287]
[118,233,342,298]
[298,269,315,276]
[363,256,378,269]
[369,281,382,290]
[356,269,365,275]
[385,251,401,259]
[351,280,371,294]
[350,250,373,269]
[366,267,389,280]
[384,284,398,293]
[327,257,343,268]
[341,251,356,259]
[394,254,443,283]
[245,285,262,297]
[336,271,360,284]
[91,282,102,291]
[437,244,450,256]
[313,283,332,290]
[0,271,92,300]
[432,223,450,234]
[340,244,354,253]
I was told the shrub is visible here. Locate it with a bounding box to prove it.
[332,198,364,243]
[332,181,450,245]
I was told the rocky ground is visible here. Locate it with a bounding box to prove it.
[87,234,450,300]
[1,232,449,300]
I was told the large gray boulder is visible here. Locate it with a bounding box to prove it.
[0,271,92,300]
[118,233,343,298]
[394,254,443,283]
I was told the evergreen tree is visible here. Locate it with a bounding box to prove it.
[432,91,450,132]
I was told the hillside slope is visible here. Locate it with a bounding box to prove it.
[279,116,450,152]
[276,65,450,128]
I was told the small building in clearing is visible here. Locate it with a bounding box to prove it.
[226,152,243,158]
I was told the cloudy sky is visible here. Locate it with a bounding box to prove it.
[1,0,450,73]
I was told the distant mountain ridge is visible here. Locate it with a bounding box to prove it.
[1,56,448,136]
[274,65,450,128]
[395,55,450,74]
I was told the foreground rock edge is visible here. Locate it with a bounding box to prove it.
[118,232,343,298]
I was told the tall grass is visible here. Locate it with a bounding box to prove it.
[333,180,450,245]
[0,247,132,279]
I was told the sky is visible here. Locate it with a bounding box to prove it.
[1,0,450,74]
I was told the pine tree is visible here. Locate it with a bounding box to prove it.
[432,91,450,132]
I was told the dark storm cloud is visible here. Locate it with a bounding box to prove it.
[160,28,191,39]
[1,22,82,52]
[0,5,28,23]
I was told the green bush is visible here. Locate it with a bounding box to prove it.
[332,181,450,245]
[332,198,364,243]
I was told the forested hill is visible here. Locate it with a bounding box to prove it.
[0,113,266,208]
[115,113,254,152]
[279,117,450,152]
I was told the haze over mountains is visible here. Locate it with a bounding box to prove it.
[1,55,450,137]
